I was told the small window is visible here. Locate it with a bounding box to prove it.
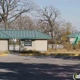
[24,40,32,46]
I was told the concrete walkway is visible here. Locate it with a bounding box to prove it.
[0,54,80,80]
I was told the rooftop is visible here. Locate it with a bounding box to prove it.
[0,30,51,39]
[68,32,80,38]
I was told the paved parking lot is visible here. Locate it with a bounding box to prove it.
[0,54,80,80]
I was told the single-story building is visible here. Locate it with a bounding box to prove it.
[0,30,51,51]
[68,32,80,44]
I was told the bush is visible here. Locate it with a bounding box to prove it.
[20,50,40,55]
[63,42,73,50]
[74,41,80,50]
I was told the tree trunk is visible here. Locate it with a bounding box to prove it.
[3,18,9,29]
[51,31,54,49]
[54,38,57,50]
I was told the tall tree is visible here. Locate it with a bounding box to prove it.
[0,0,35,29]
[37,5,60,48]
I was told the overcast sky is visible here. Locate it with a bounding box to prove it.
[34,0,80,30]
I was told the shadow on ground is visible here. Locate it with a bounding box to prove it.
[0,62,80,80]
[34,55,80,60]
[10,50,40,54]
[51,55,80,60]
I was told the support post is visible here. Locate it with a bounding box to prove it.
[13,40,15,51]
[19,39,21,52]
[8,39,9,51]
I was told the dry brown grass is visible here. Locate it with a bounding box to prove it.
[19,49,80,57]
[47,48,80,53]
[0,51,9,56]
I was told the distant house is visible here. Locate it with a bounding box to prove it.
[68,32,80,44]
[0,30,51,51]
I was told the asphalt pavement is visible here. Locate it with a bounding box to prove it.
[0,54,80,80]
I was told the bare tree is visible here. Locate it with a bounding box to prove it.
[35,20,50,34]
[10,15,35,30]
[0,0,35,29]
[37,5,60,48]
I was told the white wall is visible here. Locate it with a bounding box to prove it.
[21,40,47,51]
[69,38,75,44]
[24,40,36,50]
[35,40,47,51]
[0,40,8,51]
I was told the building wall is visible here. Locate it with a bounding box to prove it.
[69,38,75,44]
[22,40,47,51]
[35,40,47,51]
[0,40,8,51]
[23,40,36,50]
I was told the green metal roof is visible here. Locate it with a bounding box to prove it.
[0,30,51,39]
[68,32,80,38]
